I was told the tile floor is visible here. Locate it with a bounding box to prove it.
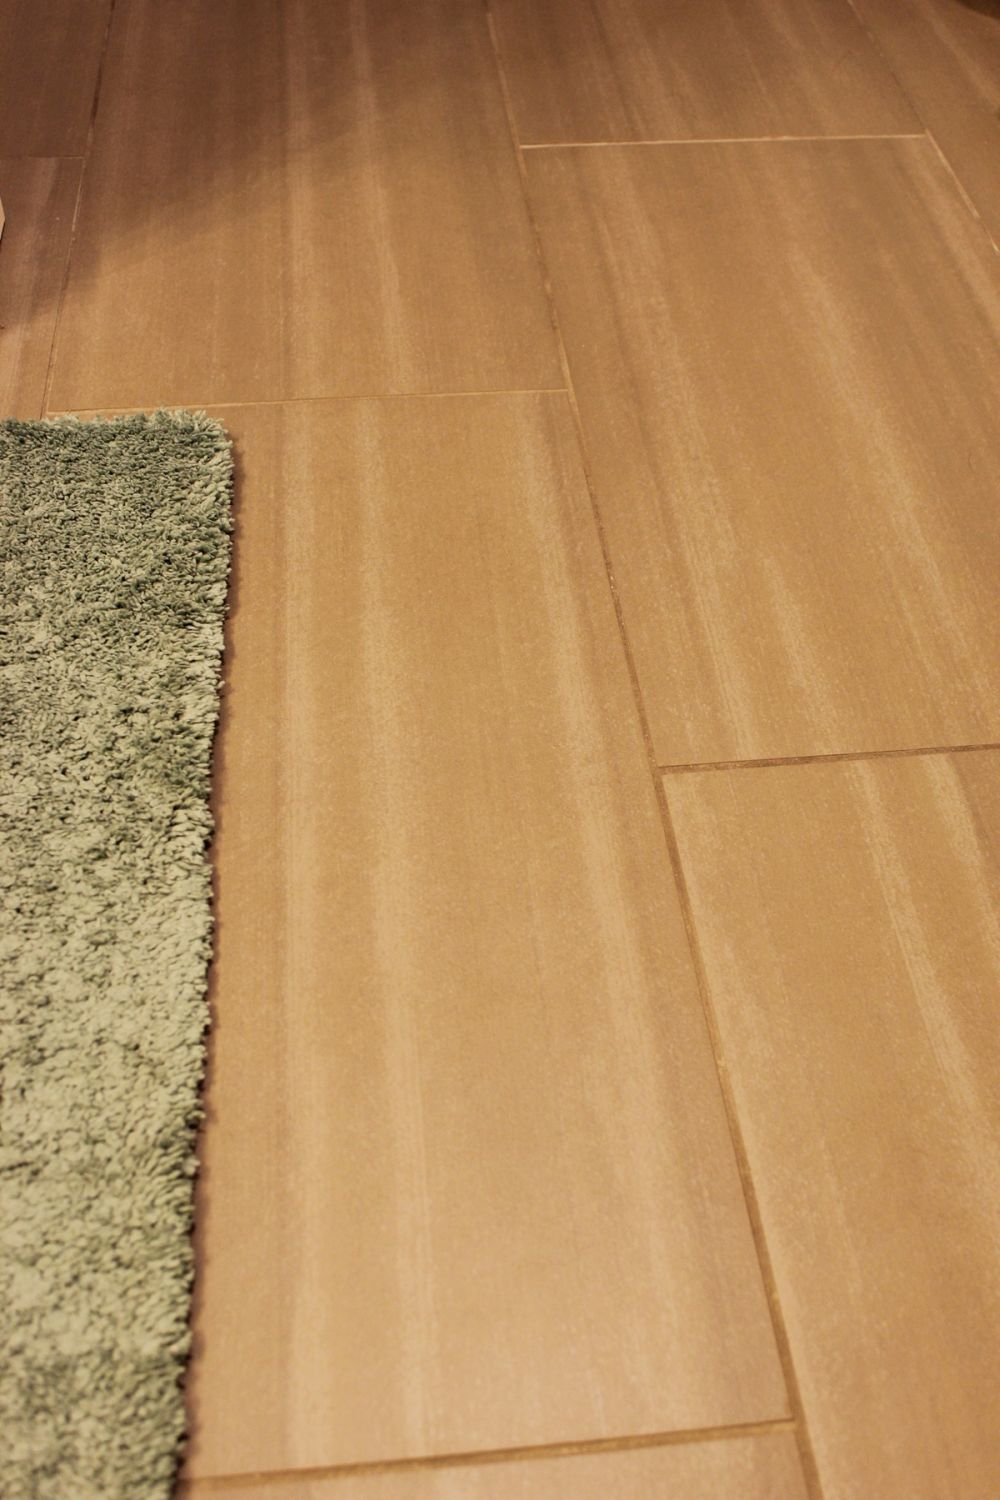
[2,2,999,1496]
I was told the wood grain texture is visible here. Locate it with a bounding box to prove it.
[47,0,560,413]
[852,0,1000,250]
[490,0,918,144]
[181,1431,807,1499]
[182,394,787,1478]
[527,138,1000,765]
[0,159,81,419]
[668,752,1000,1500]
[0,0,109,156]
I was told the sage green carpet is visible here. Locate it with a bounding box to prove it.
[0,412,233,1499]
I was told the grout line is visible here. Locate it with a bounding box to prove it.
[48,388,570,418]
[843,0,999,257]
[483,5,826,1498]
[1,153,87,162]
[181,1419,798,1491]
[922,129,999,257]
[651,793,826,1500]
[521,132,925,148]
[40,0,118,417]
[661,740,1000,775]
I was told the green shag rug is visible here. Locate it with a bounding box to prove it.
[0,412,233,1499]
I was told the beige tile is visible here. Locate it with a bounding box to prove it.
[0,159,80,419]
[852,0,1000,250]
[0,0,109,156]
[527,138,1000,764]
[181,1431,807,1498]
[490,0,918,145]
[47,0,560,413]
[668,751,1000,1500]
[183,394,786,1477]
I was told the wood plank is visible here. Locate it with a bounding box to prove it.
[0,0,109,156]
[852,0,1000,250]
[668,752,1000,1500]
[181,1431,807,1498]
[526,138,1000,765]
[490,0,918,145]
[48,0,560,413]
[0,159,80,419]
[182,394,786,1478]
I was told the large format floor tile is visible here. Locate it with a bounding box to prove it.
[182,1430,807,1498]
[527,138,1000,764]
[182,394,786,1478]
[0,159,80,419]
[490,0,918,144]
[669,752,1000,1500]
[853,0,1000,250]
[47,0,560,412]
[0,0,110,155]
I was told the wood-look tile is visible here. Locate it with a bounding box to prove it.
[0,159,80,420]
[0,0,109,156]
[668,752,1000,1500]
[181,1432,807,1499]
[852,0,1000,250]
[527,138,1000,765]
[490,0,918,145]
[183,394,786,1478]
[47,0,560,413]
